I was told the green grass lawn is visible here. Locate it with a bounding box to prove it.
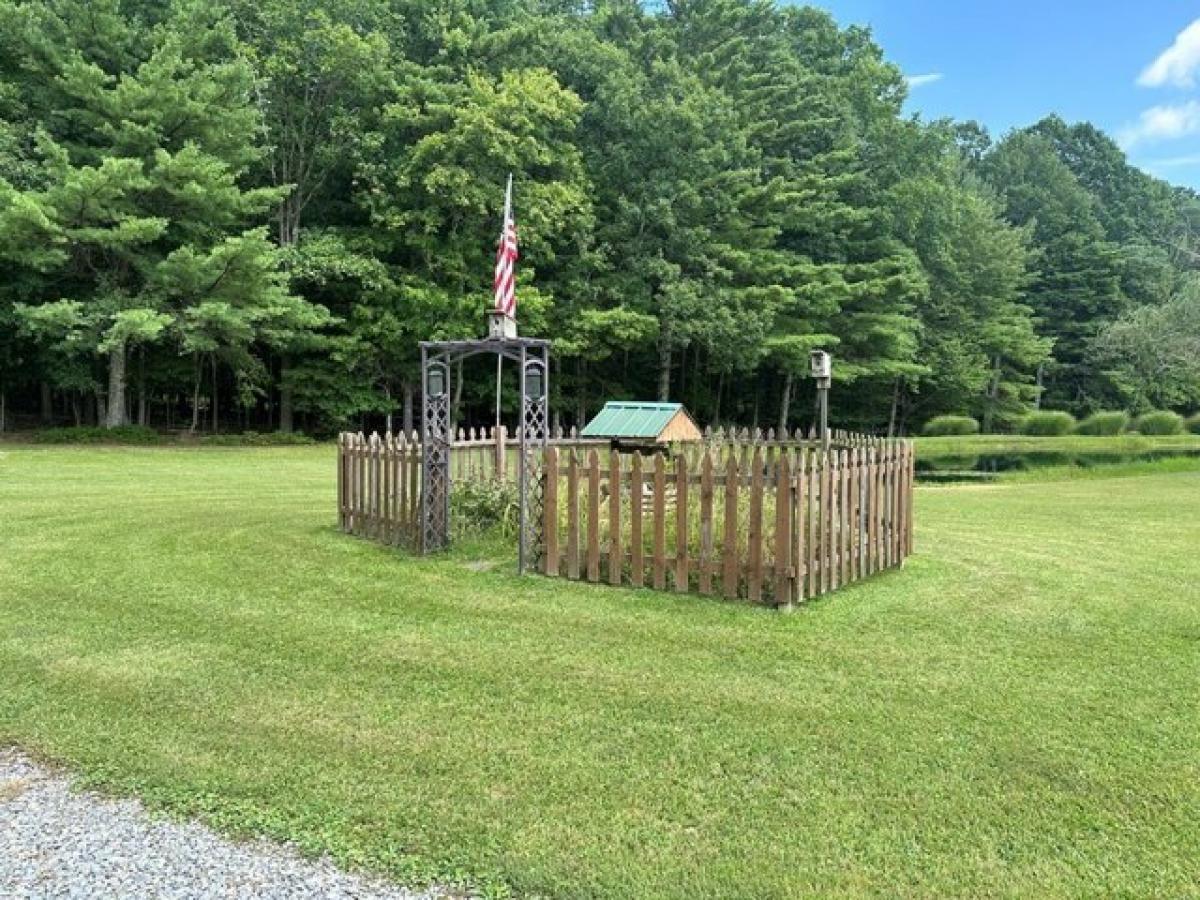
[1,445,1198,898]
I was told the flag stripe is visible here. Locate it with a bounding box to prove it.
[493,180,518,317]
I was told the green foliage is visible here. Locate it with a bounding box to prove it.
[1019,410,1077,436]
[450,476,519,538]
[1,0,1198,435]
[922,415,980,436]
[1074,411,1130,436]
[1131,410,1185,435]
[1187,413,1200,435]
[199,431,315,446]
[32,425,160,444]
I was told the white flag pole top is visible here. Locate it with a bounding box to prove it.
[492,173,517,318]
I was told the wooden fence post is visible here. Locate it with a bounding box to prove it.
[609,449,622,586]
[722,453,739,599]
[699,452,714,596]
[630,453,644,588]
[587,450,601,582]
[544,447,559,576]
[653,453,667,590]
[567,451,580,579]
[747,448,764,603]
[675,453,689,592]
[774,453,792,609]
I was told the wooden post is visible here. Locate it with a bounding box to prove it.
[699,452,714,595]
[653,453,667,590]
[722,453,739,599]
[630,453,644,588]
[495,424,507,483]
[609,449,622,585]
[587,450,600,582]
[747,448,764,603]
[675,453,689,592]
[544,447,559,575]
[774,453,792,609]
[567,451,580,579]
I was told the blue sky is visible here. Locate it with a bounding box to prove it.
[813,1,1200,189]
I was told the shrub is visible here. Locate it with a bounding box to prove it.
[1074,411,1129,436]
[199,430,315,446]
[1187,413,1200,435]
[1131,410,1185,435]
[32,425,160,444]
[451,477,519,537]
[921,415,980,437]
[1019,411,1076,436]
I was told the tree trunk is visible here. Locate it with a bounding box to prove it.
[0,389,5,433]
[279,354,294,433]
[95,391,106,428]
[40,381,53,424]
[71,393,81,427]
[887,377,901,438]
[105,343,127,429]
[657,334,671,402]
[714,369,724,426]
[384,384,394,435]
[451,358,464,430]
[190,353,202,433]
[1033,363,1045,410]
[402,380,414,436]
[137,346,148,426]
[576,358,587,428]
[778,370,793,436]
[211,354,219,433]
[982,356,1002,433]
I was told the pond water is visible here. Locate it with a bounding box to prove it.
[916,448,1200,483]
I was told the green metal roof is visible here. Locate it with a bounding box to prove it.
[580,401,685,439]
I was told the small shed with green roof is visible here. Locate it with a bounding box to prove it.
[580,401,701,446]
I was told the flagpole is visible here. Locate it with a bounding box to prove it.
[495,174,512,429]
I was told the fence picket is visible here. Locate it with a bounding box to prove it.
[630,453,644,588]
[609,450,622,586]
[722,454,739,599]
[700,453,714,595]
[653,454,667,591]
[774,453,792,609]
[747,449,764,603]
[675,454,689,592]
[587,450,600,583]
[544,447,559,576]
[567,451,580,579]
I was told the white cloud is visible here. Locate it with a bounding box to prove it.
[905,72,943,90]
[1118,100,1200,148]
[1138,18,1200,87]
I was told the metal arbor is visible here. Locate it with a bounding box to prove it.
[419,336,550,573]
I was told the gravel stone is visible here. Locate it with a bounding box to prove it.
[0,748,447,900]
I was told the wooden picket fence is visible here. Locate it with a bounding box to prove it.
[338,432,424,548]
[539,440,915,608]
[338,429,916,607]
[337,428,605,548]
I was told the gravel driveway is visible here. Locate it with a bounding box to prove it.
[0,748,445,900]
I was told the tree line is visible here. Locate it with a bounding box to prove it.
[2,0,1199,437]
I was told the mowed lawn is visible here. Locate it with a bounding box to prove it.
[1,445,1198,899]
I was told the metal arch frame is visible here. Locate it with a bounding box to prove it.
[419,337,551,573]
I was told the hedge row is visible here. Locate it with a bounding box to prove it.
[920,409,1197,437]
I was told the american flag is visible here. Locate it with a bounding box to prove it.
[492,174,518,317]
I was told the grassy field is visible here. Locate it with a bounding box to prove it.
[1,444,1198,898]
